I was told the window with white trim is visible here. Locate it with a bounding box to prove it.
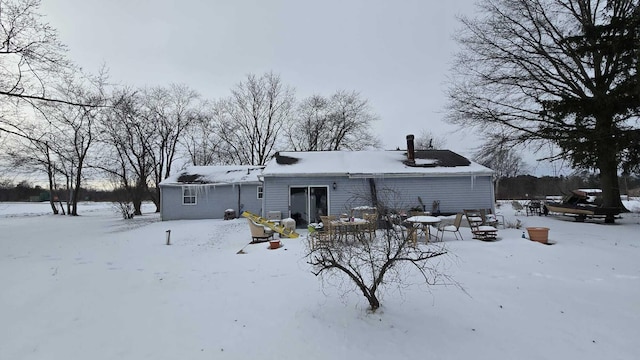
[257,186,263,199]
[182,186,197,205]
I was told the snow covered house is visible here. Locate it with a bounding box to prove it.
[261,138,495,228]
[159,165,264,221]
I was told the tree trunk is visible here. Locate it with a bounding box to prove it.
[368,178,378,209]
[46,164,58,215]
[132,181,146,216]
[366,293,380,311]
[132,188,143,216]
[58,197,66,215]
[597,154,626,219]
[66,173,72,215]
[595,113,627,220]
[153,187,160,213]
[48,196,58,215]
[70,165,83,216]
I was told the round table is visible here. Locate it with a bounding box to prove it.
[405,215,441,243]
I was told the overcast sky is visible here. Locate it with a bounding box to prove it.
[40,0,561,175]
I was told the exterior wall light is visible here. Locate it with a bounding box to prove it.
[332,182,337,190]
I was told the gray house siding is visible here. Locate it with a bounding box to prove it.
[370,176,494,213]
[161,183,262,221]
[262,174,494,221]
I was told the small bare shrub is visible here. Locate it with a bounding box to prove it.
[112,201,135,219]
[307,211,449,312]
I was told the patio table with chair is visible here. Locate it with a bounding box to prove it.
[351,206,377,219]
[330,218,370,241]
[526,200,543,216]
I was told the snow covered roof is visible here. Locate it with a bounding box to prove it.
[262,150,493,177]
[160,165,264,186]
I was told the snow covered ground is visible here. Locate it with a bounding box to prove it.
[1,200,639,360]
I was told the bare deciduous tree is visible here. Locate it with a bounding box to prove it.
[215,72,294,165]
[141,84,201,212]
[307,201,448,311]
[0,112,62,213]
[414,129,446,150]
[1,0,102,216]
[474,134,528,198]
[285,91,381,151]
[181,103,226,166]
[326,91,380,150]
[0,0,76,105]
[45,71,108,215]
[475,138,527,179]
[98,89,155,216]
[285,95,332,151]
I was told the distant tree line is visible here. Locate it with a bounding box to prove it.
[0,180,155,203]
[496,173,640,200]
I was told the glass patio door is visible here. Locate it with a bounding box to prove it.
[289,186,328,228]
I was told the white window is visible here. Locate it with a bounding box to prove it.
[257,186,264,199]
[182,186,197,205]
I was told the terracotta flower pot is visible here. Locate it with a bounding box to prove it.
[269,240,281,249]
[526,227,550,243]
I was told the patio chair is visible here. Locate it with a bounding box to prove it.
[485,208,505,228]
[526,200,542,216]
[480,209,499,227]
[463,209,498,241]
[362,212,378,240]
[247,218,274,243]
[267,211,282,223]
[309,227,331,249]
[436,213,464,241]
[320,215,340,241]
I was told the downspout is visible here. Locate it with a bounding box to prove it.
[237,184,241,215]
[368,178,378,209]
[490,174,496,213]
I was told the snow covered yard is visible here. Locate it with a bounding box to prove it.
[1,201,639,360]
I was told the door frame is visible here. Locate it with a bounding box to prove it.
[288,185,330,226]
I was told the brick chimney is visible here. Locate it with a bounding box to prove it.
[406,134,415,165]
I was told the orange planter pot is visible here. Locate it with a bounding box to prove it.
[526,227,550,243]
[269,240,281,249]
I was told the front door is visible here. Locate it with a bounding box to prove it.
[289,186,329,228]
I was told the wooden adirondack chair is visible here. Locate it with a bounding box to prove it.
[463,209,498,241]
